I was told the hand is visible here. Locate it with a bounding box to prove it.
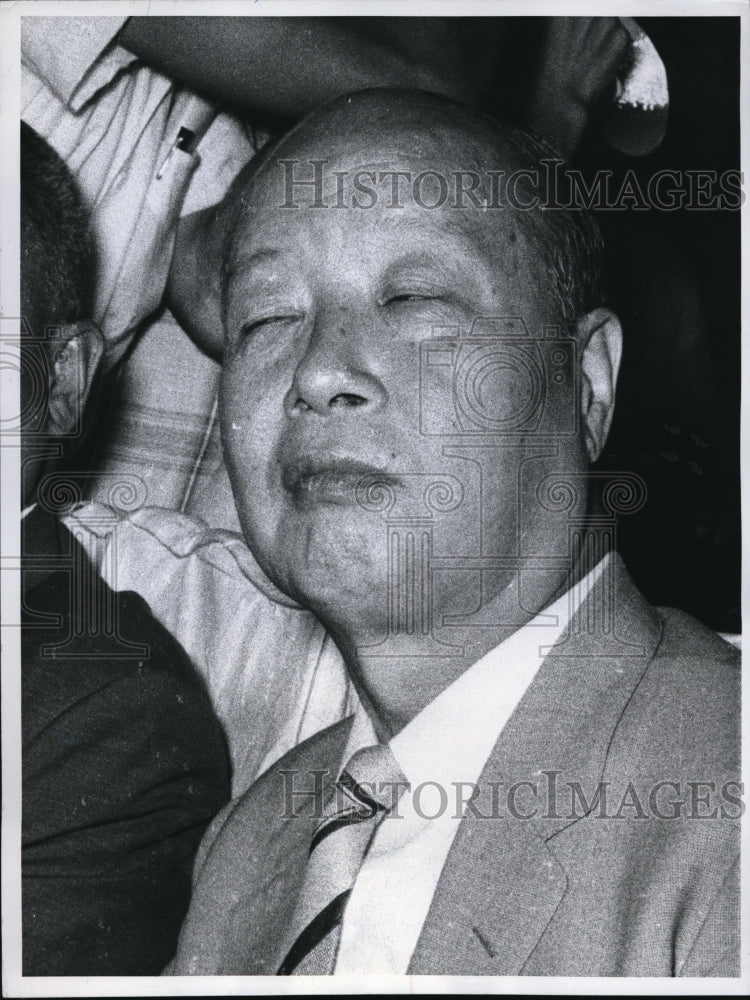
[538,17,631,111]
[528,17,631,157]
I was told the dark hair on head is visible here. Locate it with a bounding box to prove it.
[484,116,608,328]
[21,122,95,330]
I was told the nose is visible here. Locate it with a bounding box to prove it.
[284,308,387,418]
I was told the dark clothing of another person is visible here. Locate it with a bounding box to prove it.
[22,506,231,975]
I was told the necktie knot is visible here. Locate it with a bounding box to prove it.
[278,741,408,975]
[311,743,408,852]
[341,741,408,803]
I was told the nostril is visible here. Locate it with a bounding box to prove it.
[330,393,367,408]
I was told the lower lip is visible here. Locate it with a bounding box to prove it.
[292,472,395,509]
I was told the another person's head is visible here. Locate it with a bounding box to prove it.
[218,89,622,667]
[20,122,102,507]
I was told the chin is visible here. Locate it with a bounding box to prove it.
[291,541,390,630]
[294,575,390,641]
[250,506,389,616]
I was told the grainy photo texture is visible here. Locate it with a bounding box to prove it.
[1,4,744,994]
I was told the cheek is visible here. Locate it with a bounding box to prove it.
[219,361,282,503]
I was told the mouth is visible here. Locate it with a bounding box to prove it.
[281,457,401,509]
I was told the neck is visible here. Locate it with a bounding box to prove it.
[327,541,604,739]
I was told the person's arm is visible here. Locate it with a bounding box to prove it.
[167,197,231,358]
[118,15,479,113]
[526,17,631,159]
[124,15,481,354]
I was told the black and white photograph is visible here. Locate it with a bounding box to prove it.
[1,1,747,994]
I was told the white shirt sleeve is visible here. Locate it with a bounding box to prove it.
[21,16,135,111]
[182,112,259,216]
[62,502,357,797]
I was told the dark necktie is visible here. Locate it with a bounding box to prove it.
[277,743,408,975]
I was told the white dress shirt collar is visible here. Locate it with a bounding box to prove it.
[342,553,611,788]
[334,554,610,975]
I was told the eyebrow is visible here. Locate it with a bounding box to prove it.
[379,226,497,280]
[224,247,284,281]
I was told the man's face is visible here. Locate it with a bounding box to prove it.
[220,131,591,639]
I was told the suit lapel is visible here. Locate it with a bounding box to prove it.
[174,716,353,974]
[242,716,355,975]
[409,556,664,974]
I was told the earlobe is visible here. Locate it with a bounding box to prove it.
[46,321,104,438]
[577,308,623,462]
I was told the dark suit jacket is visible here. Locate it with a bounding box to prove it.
[22,507,231,975]
[170,555,740,977]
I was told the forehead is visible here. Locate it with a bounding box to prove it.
[228,136,542,280]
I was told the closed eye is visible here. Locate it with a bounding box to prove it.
[241,314,299,337]
[383,290,445,308]
[381,279,448,307]
[388,293,433,304]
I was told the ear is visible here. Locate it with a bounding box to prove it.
[46,321,104,438]
[576,308,622,462]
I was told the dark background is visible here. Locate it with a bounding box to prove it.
[479,16,741,631]
[585,18,740,633]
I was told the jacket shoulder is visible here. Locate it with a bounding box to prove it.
[656,605,740,663]
[610,605,740,778]
[23,569,217,730]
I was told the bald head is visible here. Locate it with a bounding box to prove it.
[217,87,623,662]
[223,88,607,329]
